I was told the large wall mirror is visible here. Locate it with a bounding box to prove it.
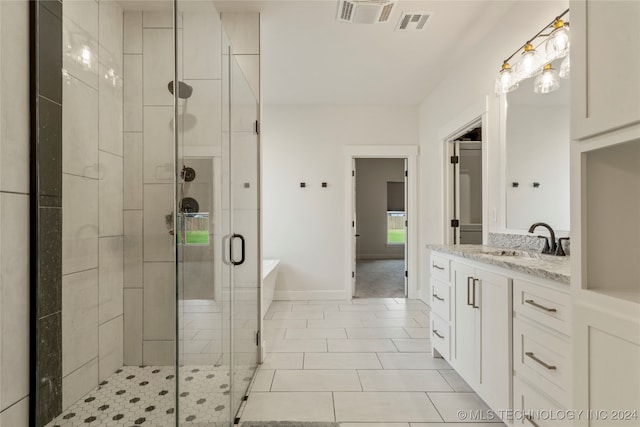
[504,58,570,232]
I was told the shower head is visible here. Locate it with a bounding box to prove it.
[168,80,193,99]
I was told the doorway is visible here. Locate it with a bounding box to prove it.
[353,158,407,298]
[447,125,483,244]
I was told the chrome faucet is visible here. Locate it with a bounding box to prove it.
[528,222,556,255]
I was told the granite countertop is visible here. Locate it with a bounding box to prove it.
[427,244,570,284]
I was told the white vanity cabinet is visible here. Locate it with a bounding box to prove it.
[571,0,640,141]
[429,252,512,416]
[512,278,572,425]
[429,254,452,361]
[450,260,511,415]
[429,249,573,424]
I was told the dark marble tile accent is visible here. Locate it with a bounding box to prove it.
[37,4,62,103]
[37,375,62,427]
[38,313,62,387]
[37,97,62,204]
[31,1,64,424]
[38,207,62,317]
[40,0,62,19]
[37,312,62,426]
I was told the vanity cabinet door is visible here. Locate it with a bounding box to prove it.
[452,261,479,386]
[571,0,640,140]
[477,268,512,413]
[452,261,511,411]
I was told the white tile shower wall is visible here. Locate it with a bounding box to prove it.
[60,0,125,414]
[122,7,231,366]
[0,1,30,418]
[0,194,30,411]
[62,269,99,377]
[123,210,143,287]
[98,236,124,325]
[0,0,31,195]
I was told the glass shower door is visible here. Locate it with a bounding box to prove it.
[228,54,261,418]
[175,3,259,424]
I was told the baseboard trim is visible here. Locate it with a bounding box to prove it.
[273,290,351,301]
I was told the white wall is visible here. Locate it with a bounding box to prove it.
[355,158,405,259]
[418,0,568,299]
[262,105,418,299]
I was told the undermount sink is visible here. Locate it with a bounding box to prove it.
[479,249,542,260]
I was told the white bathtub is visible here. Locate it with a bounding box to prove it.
[262,259,280,317]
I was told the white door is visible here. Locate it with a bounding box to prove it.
[403,158,408,297]
[351,158,357,296]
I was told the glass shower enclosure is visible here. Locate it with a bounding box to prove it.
[30,0,260,425]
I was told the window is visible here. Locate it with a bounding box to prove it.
[387,211,406,244]
[387,181,406,244]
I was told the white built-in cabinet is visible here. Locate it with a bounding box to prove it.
[571,0,640,140]
[570,0,640,423]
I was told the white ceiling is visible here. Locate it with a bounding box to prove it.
[213,1,516,105]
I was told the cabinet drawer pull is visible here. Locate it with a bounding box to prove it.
[525,299,557,312]
[432,330,444,339]
[432,262,445,271]
[467,277,473,306]
[433,294,444,301]
[472,278,479,309]
[525,352,557,370]
[525,415,540,427]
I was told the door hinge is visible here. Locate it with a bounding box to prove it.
[405,270,408,278]
[405,220,408,227]
[234,417,241,425]
[352,170,355,177]
[404,170,408,177]
[255,330,260,346]
[352,221,355,228]
[451,219,460,227]
[242,395,249,401]
[450,155,459,164]
[352,271,355,278]
[254,120,260,135]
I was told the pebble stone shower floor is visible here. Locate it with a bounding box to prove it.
[45,365,256,427]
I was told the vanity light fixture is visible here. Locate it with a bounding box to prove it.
[495,62,518,94]
[515,42,544,79]
[546,18,570,59]
[533,63,561,94]
[494,8,569,95]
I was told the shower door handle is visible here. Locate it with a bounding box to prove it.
[230,233,246,266]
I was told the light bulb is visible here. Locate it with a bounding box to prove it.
[546,20,570,59]
[495,62,519,95]
[559,55,570,79]
[534,63,560,94]
[515,43,544,79]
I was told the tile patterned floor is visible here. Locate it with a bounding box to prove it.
[45,365,255,427]
[241,298,506,426]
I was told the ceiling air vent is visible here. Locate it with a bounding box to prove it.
[337,0,397,24]
[395,12,431,31]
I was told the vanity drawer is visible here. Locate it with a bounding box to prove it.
[513,279,571,335]
[431,315,450,360]
[514,318,571,408]
[430,278,450,321]
[430,254,450,282]
[513,377,568,426]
